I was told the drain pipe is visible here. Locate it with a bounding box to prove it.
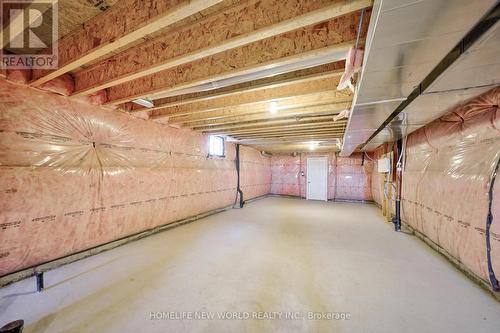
[235,144,244,208]
[391,139,403,231]
[486,157,499,292]
[35,271,44,292]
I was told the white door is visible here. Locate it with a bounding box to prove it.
[306,156,328,201]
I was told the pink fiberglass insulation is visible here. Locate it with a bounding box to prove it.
[401,87,499,285]
[39,74,75,96]
[239,146,271,200]
[0,79,270,276]
[270,152,373,201]
[270,154,303,197]
[337,46,364,92]
[370,146,385,207]
[336,154,373,201]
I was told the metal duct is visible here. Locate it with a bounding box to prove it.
[340,0,498,156]
[362,3,500,151]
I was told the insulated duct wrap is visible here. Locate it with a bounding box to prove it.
[401,88,500,285]
[270,152,373,201]
[0,80,271,276]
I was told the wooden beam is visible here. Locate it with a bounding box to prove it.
[232,129,344,139]
[132,64,343,112]
[238,141,342,150]
[150,74,349,117]
[103,10,368,105]
[233,132,345,140]
[236,137,345,145]
[29,0,226,86]
[236,137,339,147]
[204,118,347,135]
[72,0,371,96]
[164,95,352,124]
[252,143,340,153]
[183,102,350,128]
[260,141,340,146]
[202,119,348,133]
[232,128,346,138]
[223,123,347,136]
[192,115,343,131]
[238,137,342,144]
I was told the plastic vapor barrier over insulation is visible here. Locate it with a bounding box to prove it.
[239,146,272,200]
[370,146,385,207]
[0,79,271,276]
[401,88,500,286]
[270,152,373,201]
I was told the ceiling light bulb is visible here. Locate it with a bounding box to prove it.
[308,141,319,150]
[269,101,278,113]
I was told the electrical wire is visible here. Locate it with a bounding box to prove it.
[355,9,365,49]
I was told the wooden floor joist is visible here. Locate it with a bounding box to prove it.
[221,124,348,136]
[192,115,345,132]
[255,143,341,153]
[232,128,346,139]
[238,139,344,147]
[163,97,351,124]
[30,0,226,86]
[239,140,343,149]
[207,121,348,135]
[71,0,371,96]
[234,130,345,139]
[202,119,348,134]
[131,64,344,113]
[103,9,367,105]
[236,138,344,147]
[150,75,350,118]
[238,135,344,141]
[183,103,349,128]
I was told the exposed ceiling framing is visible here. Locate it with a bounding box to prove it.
[6,1,495,155]
[7,0,374,154]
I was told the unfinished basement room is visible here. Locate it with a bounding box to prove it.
[0,0,499,332]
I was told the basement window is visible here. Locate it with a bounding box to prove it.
[209,135,225,157]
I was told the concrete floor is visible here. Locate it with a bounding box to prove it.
[1,197,499,333]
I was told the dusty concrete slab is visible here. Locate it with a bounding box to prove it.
[1,197,499,332]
